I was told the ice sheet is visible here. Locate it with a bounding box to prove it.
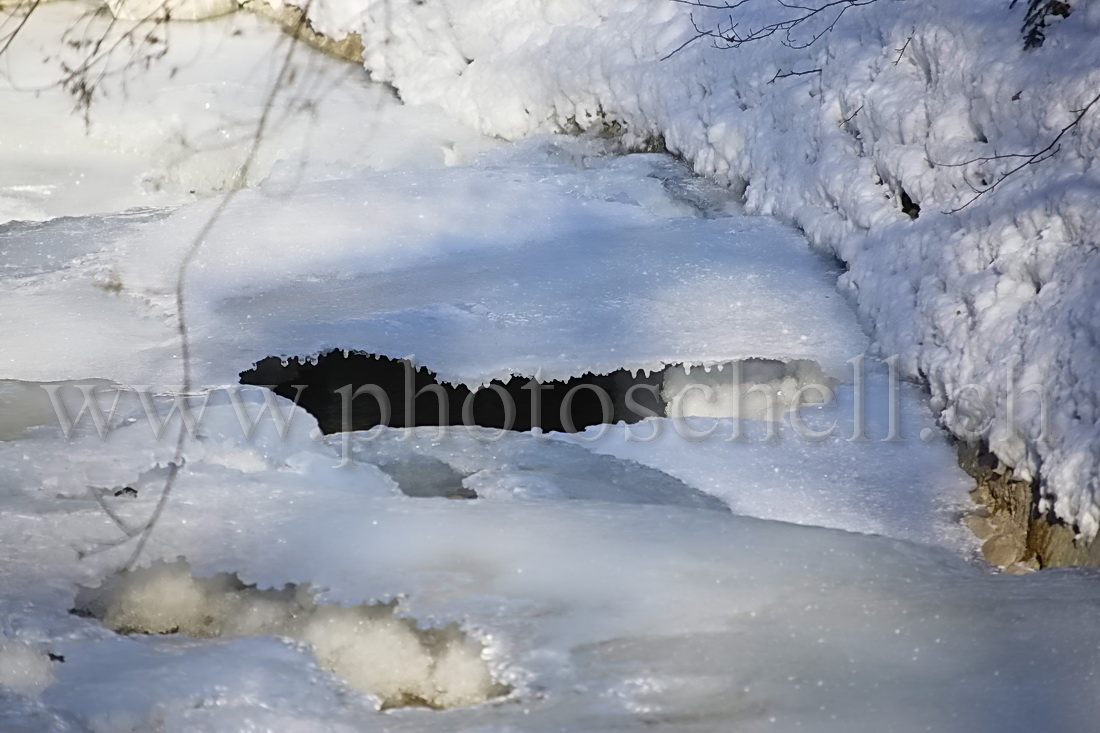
[0,390,1095,732]
[1,139,866,388]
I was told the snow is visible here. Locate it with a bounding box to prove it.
[0,4,495,222]
[0,641,55,696]
[1,389,1099,730]
[269,0,1100,536]
[573,361,976,549]
[662,359,837,421]
[1,133,866,388]
[106,0,238,21]
[2,1,1100,731]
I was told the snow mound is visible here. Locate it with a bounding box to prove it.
[74,559,507,709]
[0,640,56,696]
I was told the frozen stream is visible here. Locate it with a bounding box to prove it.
[2,5,1100,732]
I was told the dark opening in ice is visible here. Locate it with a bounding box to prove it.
[240,352,666,434]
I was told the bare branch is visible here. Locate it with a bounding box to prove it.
[670,0,754,9]
[17,1,317,566]
[768,66,821,84]
[940,90,1100,212]
[30,4,176,122]
[88,487,141,538]
[663,0,877,59]
[123,4,314,571]
[0,0,43,60]
[893,34,911,65]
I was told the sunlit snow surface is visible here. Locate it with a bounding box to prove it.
[3,391,1100,732]
[1,137,866,387]
[3,4,1100,733]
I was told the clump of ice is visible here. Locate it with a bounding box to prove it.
[349,427,731,512]
[302,604,500,710]
[74,560,507,710]
[0,640,55,696]
[663,359,837,421]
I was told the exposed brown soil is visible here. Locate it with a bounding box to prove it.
[959,441,1100,571]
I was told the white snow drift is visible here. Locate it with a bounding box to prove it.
[0,641,55,696]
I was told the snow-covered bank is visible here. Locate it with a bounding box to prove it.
[270,0,1100,539]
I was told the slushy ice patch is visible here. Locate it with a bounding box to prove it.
[663,360,837,421]
[0,379,117,441]
[241,352,837,434]
[73,560,508,709]
[376,454,478,499]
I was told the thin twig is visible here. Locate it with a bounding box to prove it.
[0,0,43,59]
[123,5,313,571]
[940,90,1100,212]
[893,34,911,65]
[663,0,877,59]
[87,488,140,538]
[38,1,314,566]
[768,66,821,83]
[670,0,754,9]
